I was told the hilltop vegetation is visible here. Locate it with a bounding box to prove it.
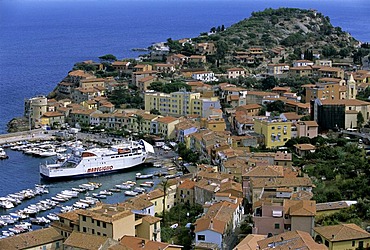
[195,8,359,55]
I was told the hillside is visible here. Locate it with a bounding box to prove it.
[198,8,359,53]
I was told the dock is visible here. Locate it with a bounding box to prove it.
[0,129,55,145]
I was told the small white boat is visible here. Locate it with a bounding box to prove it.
[0,148,8,159]
[73,202,89,209]
[46,213,59,221]
[133,187,146,193]
[99,190,113,196]
[135,173,154,179]
[140,181,154,187]
[124,190,139,196]
[115,184,132,190]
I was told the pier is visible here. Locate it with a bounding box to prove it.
[0,129,54,145]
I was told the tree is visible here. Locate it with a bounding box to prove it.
[98,54,117,62]
[150,109,161,115]
[266,100,285,113]
[261,76,277,90]
[159,179,169,227]
[357,111,365,128]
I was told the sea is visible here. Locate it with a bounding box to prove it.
[0,0,369,234]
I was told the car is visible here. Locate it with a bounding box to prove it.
[170,223,178,229]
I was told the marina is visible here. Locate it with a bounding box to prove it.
[0,138,180,238]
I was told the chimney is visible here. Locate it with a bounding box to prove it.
[210,219,214,229]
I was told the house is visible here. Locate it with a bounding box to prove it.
[316,201,357,217]
[79,78,105,89]
[138,188,165,215]
[0,227,64,249]
[232,234,266,250]
[166,53,188,66]
[191,71,217,82]
[195,42,216,55]
[294,143,316,157]
[40,111,65,128]
[119,235,183,250]
[289,66,312,77]
[293,60,314,67]
[63,231,111,250]
[253,200,316,236]
[227,68,246,79]
[188,55,207,64]
[314,223,370,250]
[175,120,199,144]
[267,64,289,77]
[58,81,74,94]
[177,179,196,205]
[132,70,157,87]
[111,61,131,72]
[256,230,327,250]
[153,63,175,73]
[152,116,181,139]
[254,119,292,149]
[137,75,157,91]
[295,121,318,139]
[76,203,136,240]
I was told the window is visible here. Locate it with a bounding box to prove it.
[97,232,101,236]
[82,216,86,222]
[198,235,206,241]
[103,222,106,228]
[274,223,280,229]
[92,229,95,234]
[103,233,107,237]
[83,227,87,232]
[352,241,355,247]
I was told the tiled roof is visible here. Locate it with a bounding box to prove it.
[194,217,227,234]
[120,235,181,250]
[314,223,370,242]
[321,99,370,106]
[120,197,154,211]
[64,231,109,249]
[142,215,161,224]
[138,75,155,82]
[138,188,164,200]
[156,116,179,124]
[284,200,316,216]
[316,201,355,212]
[275,151,292,161]
[294,143,316,151]
[251,177,312,188]
[281,112,302,121]
[77,204,133,223]
[0,227,63,249]
[58,210,79,222]
[178,179,196,189]
[257,230,327,250]
[244,165,284,178]
[42,111,64,117]
[234,234,266,250]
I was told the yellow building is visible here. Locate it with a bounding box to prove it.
[77,204,136,240]
[145,91,220,118]
[200,117,226,132]
[138,189,165,216]
[254,119,291,148]
[153,116,181,139]
[314,223,370,250]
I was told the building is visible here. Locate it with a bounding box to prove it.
[227,68,246,79]
[0,227,64,249]
[25,95,48,128]
[120,235,182,250]
[314,223,370,250]
[76,204,136,240]
[254,119,292,149]
[267,64,290,77]
[191,71,217,82]
[295,121,319,138]
[256,230,327,250]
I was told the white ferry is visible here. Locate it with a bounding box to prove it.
[39,140,154,179]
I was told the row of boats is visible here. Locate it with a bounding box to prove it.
[0,185,49,209]
[7,140,68,158]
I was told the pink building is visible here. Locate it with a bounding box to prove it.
[295,121,318,138]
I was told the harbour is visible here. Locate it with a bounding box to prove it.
[0,138,179,237]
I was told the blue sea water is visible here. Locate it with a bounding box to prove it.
[0,0,370,134]
[0,0,369,232]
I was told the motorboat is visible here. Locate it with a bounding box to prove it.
[124,190,139,196]
[135,173,154,179]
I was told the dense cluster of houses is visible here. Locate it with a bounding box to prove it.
[17,41,370,249]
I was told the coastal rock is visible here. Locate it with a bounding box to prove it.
[7,117,29,133]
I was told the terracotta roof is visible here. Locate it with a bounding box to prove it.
[301,121,318,127]
[178,179,196,189]
[294,143,316,151]
[142,215,161,224]
[244,165,284,178]
[138,188,164,200]
[251,177,312,188]
[316,201,355,212]
[155,116,179,124]
[194,217,227,234]
[120,197,154,211]
[227,67,245,71]
[320,99,370,106]
[284,200,316,216]
[247,91,278,97]
[64,231,109,249]
[275,151,292,161]
[42,111,64,117]
[318,77,342,83]
[119,235,181,250]
[112,61,130,66]
[234,234,266,250]
[58,210,79,222]
[219,181,242,193]
[236,104,262,111]
[257,230,327,250]
[318,66,342,72]
[281,112,302,121]
[77,204,133,223]
[138,75,155,83]
[314,223,370,242]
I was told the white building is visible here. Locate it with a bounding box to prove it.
[191,71,218,82]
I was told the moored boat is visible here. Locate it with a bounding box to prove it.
[0,148,8,160]
[39,139,154,179]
